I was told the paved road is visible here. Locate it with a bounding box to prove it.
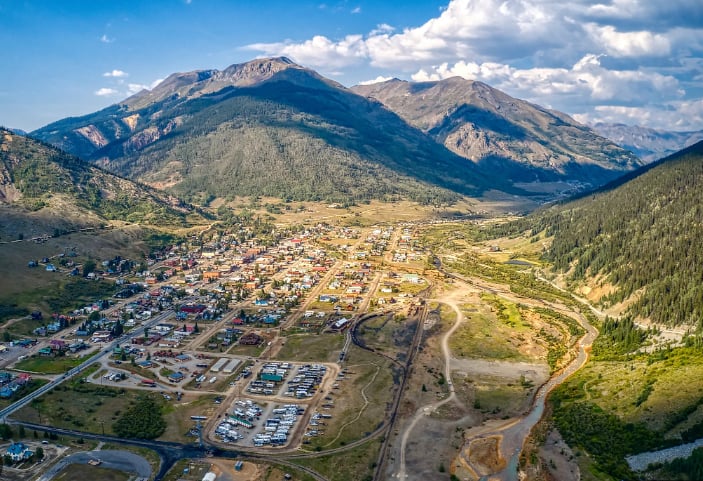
[37,449,151,481]
[0,310,174,422]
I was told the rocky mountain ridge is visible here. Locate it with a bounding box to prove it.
[32,58,642,204]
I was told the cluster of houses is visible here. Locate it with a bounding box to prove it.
[36,339,87,356]
[0,371,31,398]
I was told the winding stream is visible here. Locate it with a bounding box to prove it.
[475,310,598,481]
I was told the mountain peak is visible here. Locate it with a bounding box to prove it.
[218,56,301,85]
[123,57,306,109]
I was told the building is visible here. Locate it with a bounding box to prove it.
[6,442,32,462]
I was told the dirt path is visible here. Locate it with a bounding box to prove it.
[396,294,465,480]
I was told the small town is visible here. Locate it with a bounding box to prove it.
[0,220,433,480]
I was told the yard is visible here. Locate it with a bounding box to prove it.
[15,355,87,374]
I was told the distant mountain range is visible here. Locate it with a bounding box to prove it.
[0,128,199,240]
[352,78,641,191]
[592,122,703,163]
[32,57,642,205]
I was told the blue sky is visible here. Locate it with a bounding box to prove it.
[1,0,702,132]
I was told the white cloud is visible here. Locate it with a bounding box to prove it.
[586,24,671,57]
[95,88,118,96]
[126,78,165,95]
[351,6,361,14]
[243,0,703,129]
[103,69,128,78]
[575,98,703,131]
[358,75,394,85]
[99,34,114,44]
[247,34,369,69]
[412,54,682,105]
[370,23,395,35]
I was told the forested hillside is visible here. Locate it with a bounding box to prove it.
[33,59,505,206]
[0,128,198,226]
[523,141,703,326]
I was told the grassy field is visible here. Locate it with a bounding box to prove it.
[15,382,144,434]
[471,377,533,417]
[448,303,529,361]
[557,347,703,433]
[296,436,383,481]
[356,314,417,363]
[14,354,87,374]
[274,332,345,362]
[227,343,266,357]
[0,225,151,298]
[305,345,395,450]
[160,394,220,442]
[14,375,225,444]
[53,463,131,481]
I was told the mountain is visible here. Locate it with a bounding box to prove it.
[519,140,703,327]
[0,128,198,240]
[592,122,703,163]
[5,128,27,136]
[352,78,642,193]
[32,58,506,206]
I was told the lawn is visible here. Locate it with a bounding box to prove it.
[15,354,87,374]
[53,463,131,481]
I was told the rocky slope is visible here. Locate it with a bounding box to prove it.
[33,58,641,204]
[592,122,703,163]
[352,78,642,192]
[33,58,500,205]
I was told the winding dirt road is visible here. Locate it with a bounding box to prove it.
[396,296,465,479]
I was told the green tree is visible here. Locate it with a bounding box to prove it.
[82,259,96,277]
[112,396,166,439]
[0,424,13,440]
[35,447,44,460]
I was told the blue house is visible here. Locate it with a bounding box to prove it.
[6,442,33,461]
